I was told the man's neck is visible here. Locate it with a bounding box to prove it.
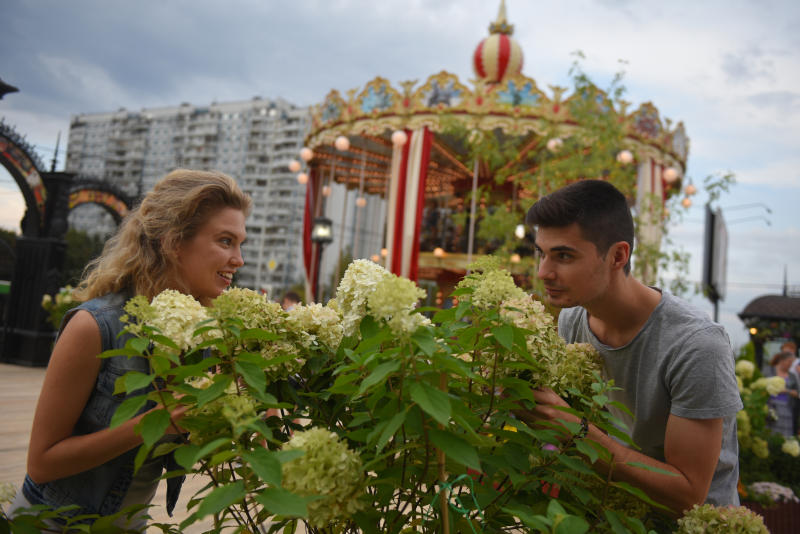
[584,276,662,349]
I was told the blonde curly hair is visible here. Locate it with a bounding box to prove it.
[74,169,252,301]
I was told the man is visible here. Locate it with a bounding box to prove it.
[518,179,742,514]
[281,291,301,311]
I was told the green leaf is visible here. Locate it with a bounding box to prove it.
[374,409,407,452]
[242,449,283,486]
[501,505,550,531]
[604,510,632,534]
[411,328,437,357]
[174,438,230,470]
[151,334,179,351]
[255,487,313,517]
[357,360,401,396]
[428,429,480,471]
[235,361,267,393]
[408,381,451,426]
[195,480,246,519]
[574,439,599,464]
[110,395,148,428]
[241,328,280,341]
[195,375,233,407]
[129,337,149,354]
[123,371,154,394]
[135,409,171,449]
[554,515,590,534]
[491,324,514,351]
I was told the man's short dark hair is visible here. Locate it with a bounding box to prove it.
[282,291,301,304]
[525,180,634,274]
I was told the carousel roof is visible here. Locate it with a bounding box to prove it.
[739,295,800,321]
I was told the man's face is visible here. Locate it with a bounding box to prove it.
[533,223,612,309]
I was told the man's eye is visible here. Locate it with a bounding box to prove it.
[220,238,232,246]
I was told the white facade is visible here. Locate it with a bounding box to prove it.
[65,97,310,297]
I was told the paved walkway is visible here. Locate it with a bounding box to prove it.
[0,363,215,532]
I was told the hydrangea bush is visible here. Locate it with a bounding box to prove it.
[7,259,765,533]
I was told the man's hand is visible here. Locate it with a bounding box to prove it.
[513,387,581,437]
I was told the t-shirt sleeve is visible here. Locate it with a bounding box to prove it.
[665,325,743,419]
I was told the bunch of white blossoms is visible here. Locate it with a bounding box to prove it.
[735,359,755,381]
[210,287,302,378]
[748,481,800,503]
[781,437,800,457]
[336,259,429,338]
[456,256,528,310]
[499,296,602,397]
[752,376,786,396]
[123,290,209,353]
[675,503,768,534]
[281,427,365,527]
[287,302,344,349]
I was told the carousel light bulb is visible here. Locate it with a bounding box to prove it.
[546,137,563,152]
[514,224,525,239]
[322,185,332,197]
[749,327,758,335]
[356,196,367,208]
[334,135,350,151]
[296,172,309,185]
[380,248,388,257]
[433,247,445,258]
[663,167,680,184]
[663,207,670,218]
[616,150,634,165]
[288,160,301,173]
[299,147,313,162]
[370,254,380,263]
[681,197,692,208]
[391,130,408,146]
[685,183,697,196]
[510,253,521,263]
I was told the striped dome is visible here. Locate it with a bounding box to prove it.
[473,33,523,84]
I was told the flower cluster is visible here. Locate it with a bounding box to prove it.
[281,427,365,527]
[41,285,76,329]
[747,481,799,504]
[210,288,301,379]
[456,256,527,310]
[499,294,601,398]
[782,437,800,458]
[336,259,429,338]
[0,482,16,507]
[287,302,344,350]
[675,504,768,534]
[752,376,786,397]
[123,290,209,353]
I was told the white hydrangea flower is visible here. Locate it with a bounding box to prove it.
[782,438,800,457]
[287,302,344,349]
[457,267,527,310]
[336,259,392,337]
[281,427,365,527]
[735,359,755,380]
[765,376,786,396]
[0,482,16,505]
[124,290,209,353]
[367,276,429,337]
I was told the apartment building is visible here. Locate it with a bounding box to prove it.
[65,97,309,297]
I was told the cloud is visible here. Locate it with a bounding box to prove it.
[746,91,800,115]
[721,46,776,84]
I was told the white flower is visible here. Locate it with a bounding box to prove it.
[765,376,786,396]
[124,290,210,353]
[782,438,800,458]
[735,359,755,380]
[287,302,344,349]
[0,482,16,505]
[336,259,392,337]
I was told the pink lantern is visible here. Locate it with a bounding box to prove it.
[297,172,309,185]
[663,167,680,184]
[391,130,408,146]
[433,247,445,258]
[356,197,367,207]
[322,185,332,197]
[299,147,313,162]
[288,160,301,173]
[335,136,350,151]
[616,150,634,165]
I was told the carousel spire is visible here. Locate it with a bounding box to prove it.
[489,0,514,35]
[473,0,523,83]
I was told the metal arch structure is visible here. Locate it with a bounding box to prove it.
[68,177,135,226]
[0,119,74,366]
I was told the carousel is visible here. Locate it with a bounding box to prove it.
[297,1,691,302]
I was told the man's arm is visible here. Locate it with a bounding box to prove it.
[516,388,722,516]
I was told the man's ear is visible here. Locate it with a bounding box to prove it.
[609,241,630,271]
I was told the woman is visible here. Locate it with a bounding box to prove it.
[7,169,251,529]
[767,351,799,437]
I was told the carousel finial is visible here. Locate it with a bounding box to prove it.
[489,0,514,35]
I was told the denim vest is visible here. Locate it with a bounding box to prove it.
[23,291,185,519]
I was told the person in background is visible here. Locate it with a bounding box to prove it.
[780,341,800,433]
[5,169,251,529]
[767,351,799,437]
[516,179,742,516]
[281,291,301,311]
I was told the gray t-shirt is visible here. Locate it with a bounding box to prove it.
[558,289,743,506]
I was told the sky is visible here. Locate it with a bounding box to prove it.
[1,0,799,350]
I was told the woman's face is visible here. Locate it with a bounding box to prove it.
[175,207,247,305]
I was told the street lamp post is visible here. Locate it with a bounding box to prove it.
[310,217,333,302]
